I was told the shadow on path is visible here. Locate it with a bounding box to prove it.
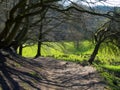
[0,64,42,90]
[0,51,107,90]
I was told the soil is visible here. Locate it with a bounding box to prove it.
[0,51,110,90]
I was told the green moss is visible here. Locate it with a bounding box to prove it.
[29,71,41,79]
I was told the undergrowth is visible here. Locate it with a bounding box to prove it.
[95,64,120,90]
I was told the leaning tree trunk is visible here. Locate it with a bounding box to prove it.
[88,42,101,64]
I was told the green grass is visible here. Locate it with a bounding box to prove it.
[102,65,120,73]
[20,40,120,64]
[20,45,37,57]
[19,41,95,63]
[21,42,64,57]
[29,71,42,79]
[20,41,120,64]
[96,64,120,90]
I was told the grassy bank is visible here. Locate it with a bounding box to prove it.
[96,64,120,90]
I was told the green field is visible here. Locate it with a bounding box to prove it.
[20,41,119,63]
[19,41,94,62]
[19,40,120,89]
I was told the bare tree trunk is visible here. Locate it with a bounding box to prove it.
[35,41,42,58]
[19,44,23,56]
[35,4,48,58]
[11,41,19,52]
[35,20,43,58]
[88,42,101,64]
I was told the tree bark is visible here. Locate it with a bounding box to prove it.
[35,41,42,58]
[88,42,101,64]
[19,44,23,56]
[35,20,43,58]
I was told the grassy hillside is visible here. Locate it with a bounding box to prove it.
[20,40,119,64]
[19,41,94,62]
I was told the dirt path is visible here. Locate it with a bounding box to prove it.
[33,57,108,90]
[0,56,109,90]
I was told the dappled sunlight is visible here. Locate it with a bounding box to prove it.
[0,0,120,89]
[0,51,108,90]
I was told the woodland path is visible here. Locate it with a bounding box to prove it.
[33,57,108,90]
[0,54,108,90]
